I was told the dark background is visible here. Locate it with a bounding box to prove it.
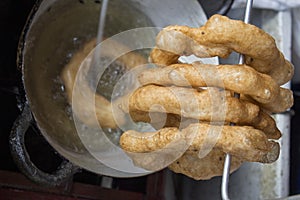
[0,0,299,197]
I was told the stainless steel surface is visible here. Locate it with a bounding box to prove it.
[260,10,292,198]
[221,153,231,200]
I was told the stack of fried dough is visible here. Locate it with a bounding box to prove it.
[61,14,294,180]
[119,14,294,180]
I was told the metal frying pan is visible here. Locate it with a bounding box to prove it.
[10,0,215,186]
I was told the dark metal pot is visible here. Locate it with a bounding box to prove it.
[10,0,210,186]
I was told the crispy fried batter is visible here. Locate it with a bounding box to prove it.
[168,149,243,180]
[138,63,293,111]
[250,110,281,139]
[151,14,293,85]
[149,47,180,66]
[237,88,294,114]
[129,110,183,129]
[129,85,260,125]
[119,14,291,179]
[130,109,280,139]
[184,123,279,163]
[120,127,183,153]
[120,123,279,163]
[253,88,294,113]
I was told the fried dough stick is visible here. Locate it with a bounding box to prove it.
[130,109,281,139]
[120,123,279,163]
[129,85,259,124]
[138,63,293,113]
[61,38,146,128]
[129,85,281,139]
[129,85,282,138]
[168,149,243,180]
[151,14,293,85]
[129,110,183,129]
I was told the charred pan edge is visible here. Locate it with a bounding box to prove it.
[16,0,44,107]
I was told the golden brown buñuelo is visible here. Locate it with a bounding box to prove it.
[138,63,293,113]
[120,123,279,164]
[150,14,294,85]
[129,85,281,138]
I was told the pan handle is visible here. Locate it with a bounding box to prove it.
[9,103,79,187]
